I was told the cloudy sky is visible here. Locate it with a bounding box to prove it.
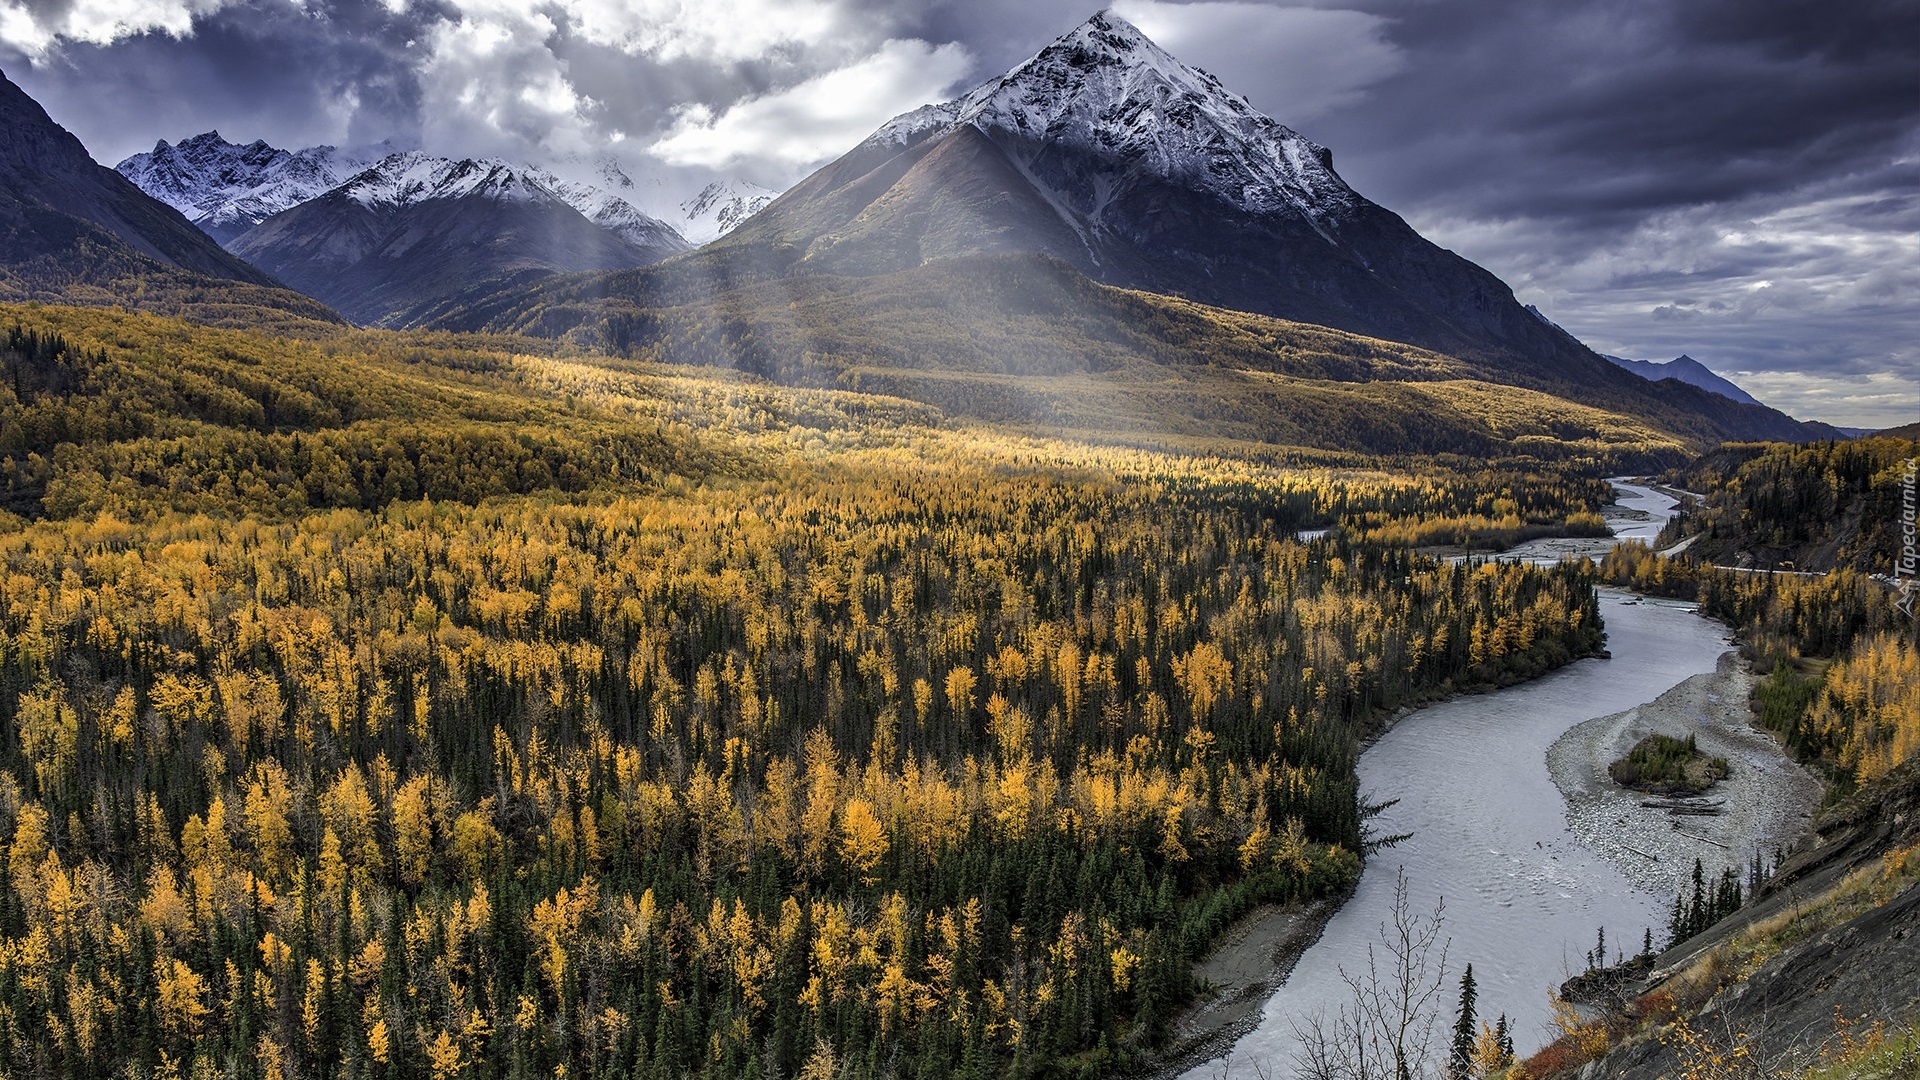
[3,0,1914,427]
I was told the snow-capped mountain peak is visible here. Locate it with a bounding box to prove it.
[115,131,372,243]
[336,152,560,210]
[678,179,778,244]
[863,9,1355,225]
[521,163,690,254]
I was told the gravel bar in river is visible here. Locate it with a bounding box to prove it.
[1547,650,1824,903]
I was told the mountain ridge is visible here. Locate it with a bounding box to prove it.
[1,69,281,287]
[115,131,780,254]
[1604,353,1764,408]
[225,151,689,326]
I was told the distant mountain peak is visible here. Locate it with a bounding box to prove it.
[678,179,778,244]
[1604,353,1764,408]
[521,162,690,254]
[860,8,1351,228]
[116,132,373,244]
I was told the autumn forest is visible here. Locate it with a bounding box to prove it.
[0,300,1911,1080]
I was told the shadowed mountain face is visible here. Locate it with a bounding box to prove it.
[0,69,281,287]
[228,153,688,326]
[708,12,1616,386]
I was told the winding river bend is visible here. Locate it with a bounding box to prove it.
[1185,483,1730,1076]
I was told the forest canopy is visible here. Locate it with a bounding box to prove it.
[0,302,1620,1079]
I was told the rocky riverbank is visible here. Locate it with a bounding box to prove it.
[1547,650,1824,905]
[1138,900,1340,1078]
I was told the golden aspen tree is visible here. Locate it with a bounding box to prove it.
[393,774,434,888]
[155,958,210,1040]
[8,803,49,906]
[912,677,934,727]
[945,666,977,722]
[839,798,888,885]
[427,1030,465,1080]
[243,763,294,883]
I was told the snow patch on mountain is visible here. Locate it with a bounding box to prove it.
[677,179,779,244]
[115,131,376,240]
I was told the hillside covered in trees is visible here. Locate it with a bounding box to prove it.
[1655,436,1920,575]
[0,300,1627,1079]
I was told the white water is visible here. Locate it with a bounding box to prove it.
[1186,482,1724,1076]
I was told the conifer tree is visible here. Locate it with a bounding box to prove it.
[1446,963,1477,1080]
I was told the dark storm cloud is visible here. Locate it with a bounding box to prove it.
[1311,0,1918,224]
[3,0,437,161]
[1262,0,1919,425]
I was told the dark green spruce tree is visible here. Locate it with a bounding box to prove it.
[1447,963,1477,1080]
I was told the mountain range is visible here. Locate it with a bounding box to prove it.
[116,134,774,257]
[1,14,1848,450]
[428,11,1835,450]
[113,136,697,325]
[0,67,335,326]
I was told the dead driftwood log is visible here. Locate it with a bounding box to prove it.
[1640,796,1725,816]
[1672,827,1731,850]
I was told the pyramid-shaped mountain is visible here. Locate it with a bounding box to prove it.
[433,12,1831,447]
[1604,353,1764,407]
[713,11,1595,377]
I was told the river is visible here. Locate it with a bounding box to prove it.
[1184,481,1733,1076]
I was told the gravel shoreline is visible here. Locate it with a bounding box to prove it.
[1135,899,1338,1079]
[1546,649,1824,907]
